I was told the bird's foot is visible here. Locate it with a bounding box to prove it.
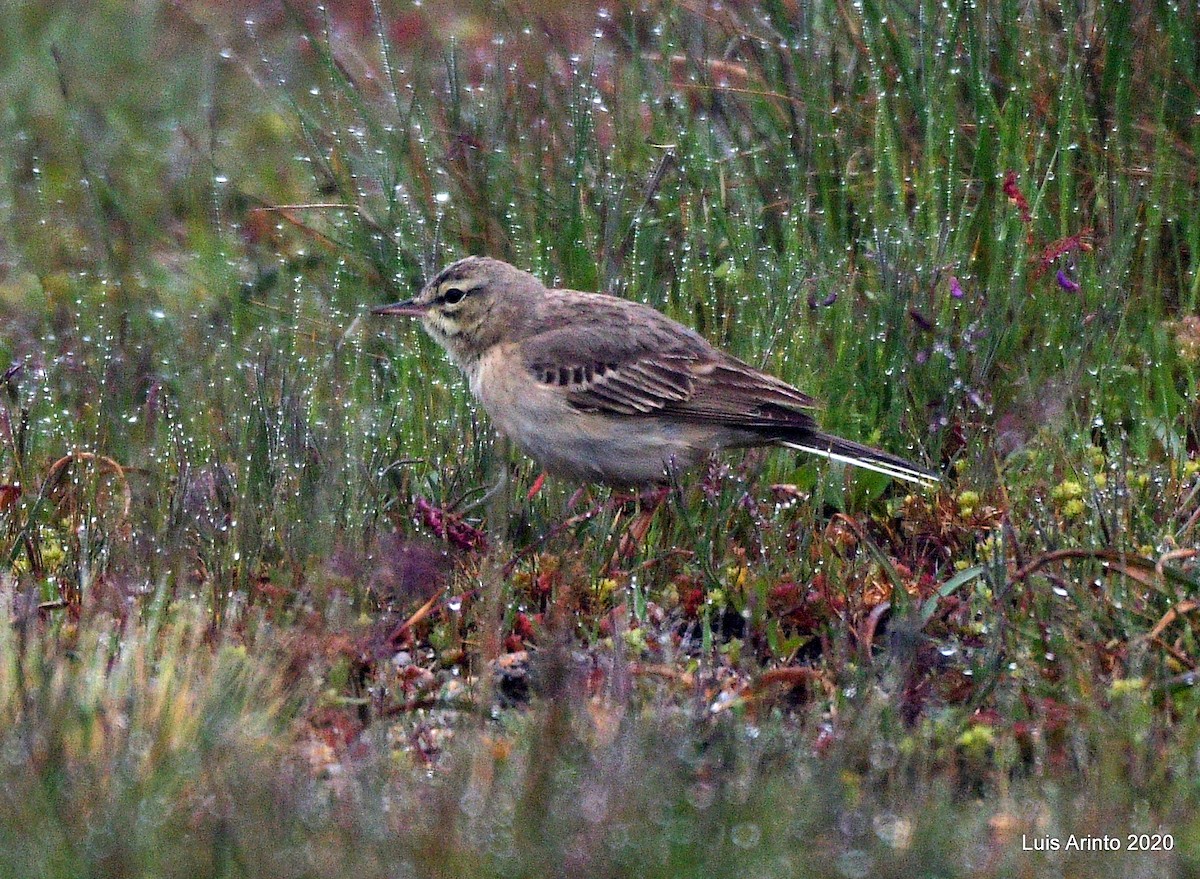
[614,487,669,561]
[458,462,511,516]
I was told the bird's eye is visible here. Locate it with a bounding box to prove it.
[442,287,466,305]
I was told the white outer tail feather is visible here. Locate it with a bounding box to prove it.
[781,440,938,487]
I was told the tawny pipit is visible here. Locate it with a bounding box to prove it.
[374,257,936,488]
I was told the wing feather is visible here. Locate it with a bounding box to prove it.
[522,291,818,430]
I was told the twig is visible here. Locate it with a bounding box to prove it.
[387,586,449,645]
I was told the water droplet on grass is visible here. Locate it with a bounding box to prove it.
[731,822,762,848]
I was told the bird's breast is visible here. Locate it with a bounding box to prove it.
[469,344,560,431]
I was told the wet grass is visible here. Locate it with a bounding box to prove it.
[2,0,1200,875]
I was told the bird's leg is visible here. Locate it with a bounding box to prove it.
[614,486,670,562]
[478,436,515,678]
[501,489,608,577]
[460,455,510,516]
[454,435,514,549]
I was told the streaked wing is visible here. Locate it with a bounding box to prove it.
[528,351,696,414]
[522,294,819,430]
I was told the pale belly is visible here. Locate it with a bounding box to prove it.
[466,345,714,486]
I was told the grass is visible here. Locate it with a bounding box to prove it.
[1,0,1200,875]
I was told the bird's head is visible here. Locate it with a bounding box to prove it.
[373,256,542,364]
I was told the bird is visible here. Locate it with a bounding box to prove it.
[373,256,936,489]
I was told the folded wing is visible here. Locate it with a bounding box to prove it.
[523,297,820,432]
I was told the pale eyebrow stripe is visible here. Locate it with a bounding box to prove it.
[438,277,485,295]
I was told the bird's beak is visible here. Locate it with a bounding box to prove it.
[371,299,428,317]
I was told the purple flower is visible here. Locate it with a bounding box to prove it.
[949,276,965,299]
[1055,269,1080,292]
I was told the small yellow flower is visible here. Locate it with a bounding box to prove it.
[957,490,980,518]
[726,565,748,590]
[719,638,742,665]
[957,724,995,758]
[40,538,66,572]
[623,627,648,654]
[1124,470,1150,489]
[977,535,1002,563]
[1051,480,1083,501]
[1107,677,1147,698]
[1062,499,1086,518]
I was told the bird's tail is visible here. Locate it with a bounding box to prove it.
[780,432,938,487]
